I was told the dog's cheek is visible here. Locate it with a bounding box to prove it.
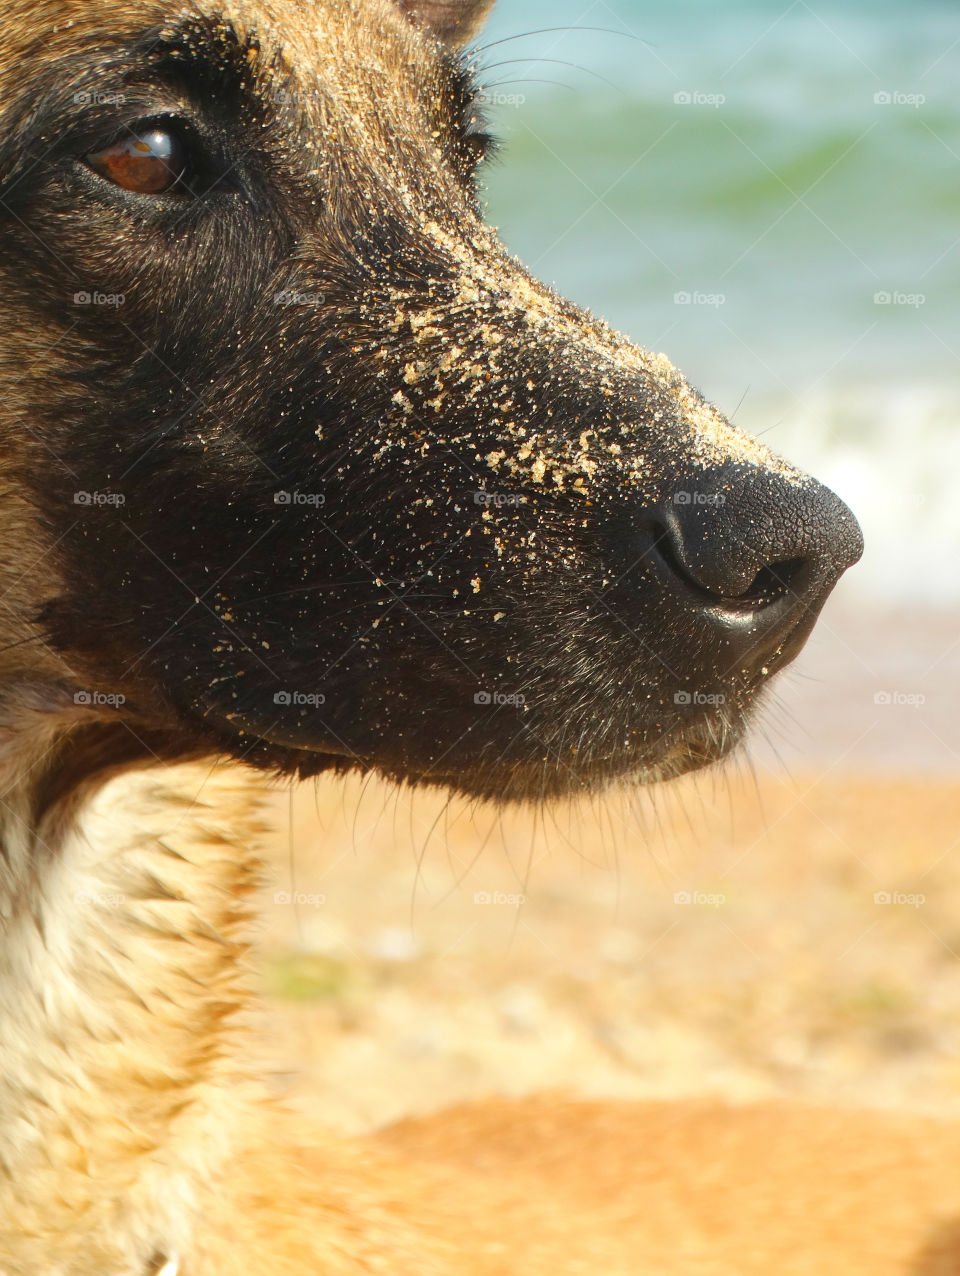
[21,185,289,350]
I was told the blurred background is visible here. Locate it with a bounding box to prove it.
[252,0,960,1132]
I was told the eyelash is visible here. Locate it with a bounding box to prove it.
[465,114,496,156]
[455,109,497,185]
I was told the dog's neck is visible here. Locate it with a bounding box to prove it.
[0,710,264,1274]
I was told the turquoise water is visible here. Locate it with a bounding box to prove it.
[476,1,960,604]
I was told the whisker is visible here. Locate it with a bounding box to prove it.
[482,77,578,95]
[480,57,623,94]
[729,385,751,422]
[473,27,644,57]
[0,633,49,658]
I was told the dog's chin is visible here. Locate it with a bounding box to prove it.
[203,703,751,805]
[393,713,749,804]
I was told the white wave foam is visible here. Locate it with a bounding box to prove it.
[740,385,960,607]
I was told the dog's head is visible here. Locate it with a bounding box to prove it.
[0,0,862,800]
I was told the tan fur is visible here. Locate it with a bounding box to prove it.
[206,1099,960,1276]
[0,762,265,1273]
[2,763,960,1275]
[0,3,955,1274]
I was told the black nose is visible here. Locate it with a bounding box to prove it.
[641,462,863,674]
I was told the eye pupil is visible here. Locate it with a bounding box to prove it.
[86,127,187,195]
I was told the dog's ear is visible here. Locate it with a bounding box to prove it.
[397,0,496,46]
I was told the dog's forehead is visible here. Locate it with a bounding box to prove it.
[224,0,444,94]
[2,0,442,93]
[234,0,434,59]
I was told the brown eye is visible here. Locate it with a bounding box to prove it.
[86,128,188,195]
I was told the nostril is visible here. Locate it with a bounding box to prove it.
[734,557,808,610]
[651,520,809,612]
[636,466,863,631]
[651,522,688,583]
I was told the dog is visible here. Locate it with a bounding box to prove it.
[0,1,956,1273]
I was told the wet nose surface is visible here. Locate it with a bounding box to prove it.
[637,462,864,674]
[663,463,863,600]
